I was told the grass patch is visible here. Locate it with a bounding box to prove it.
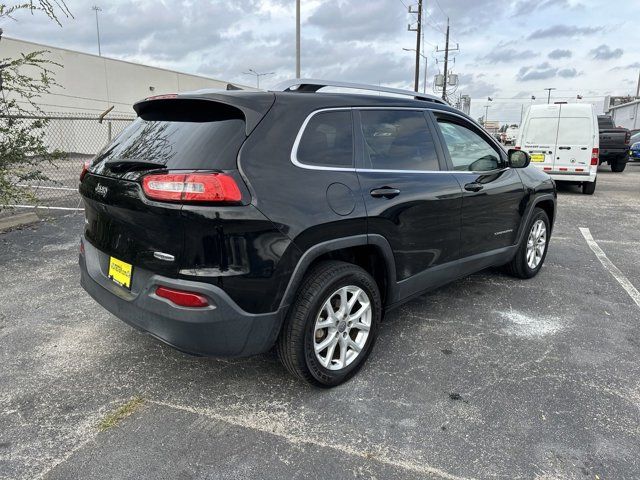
[97,396,145,431]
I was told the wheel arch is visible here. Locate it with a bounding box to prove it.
[279,235,397,311]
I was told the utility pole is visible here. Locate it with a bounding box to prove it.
[544,87,556,104]
[636,70,640,97]
[484,105,490,125]
[91,5,102,56]
[295,0,300,78]
[436,18,459,102]
[407,0,423,92]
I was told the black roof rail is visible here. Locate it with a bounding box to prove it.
[273,78,447,104]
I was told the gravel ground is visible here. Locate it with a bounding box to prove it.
[1,164,639,480]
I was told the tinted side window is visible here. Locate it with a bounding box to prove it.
[297,111,353,167]
[437,120,502,172]
[360,110,439,171]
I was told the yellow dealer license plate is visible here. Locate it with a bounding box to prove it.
[530,153,545,162]
[108,256,133,289]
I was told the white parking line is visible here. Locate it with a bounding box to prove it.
[2,205,84,211]
[579,227,640,309]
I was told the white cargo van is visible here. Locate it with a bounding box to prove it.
[517,103,599,194]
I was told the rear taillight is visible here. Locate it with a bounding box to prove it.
[80,160,91,182]
[514,146,521,150]
[141,173,242,203]
[591,148,599,166]
[155,286,209,308]
[625,132,631,145]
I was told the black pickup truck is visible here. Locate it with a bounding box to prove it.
[597,115,631,172]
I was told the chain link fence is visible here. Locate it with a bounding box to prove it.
[5,112,135,211]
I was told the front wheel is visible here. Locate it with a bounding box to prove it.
[503,208,550,279]
[277,260,381,387]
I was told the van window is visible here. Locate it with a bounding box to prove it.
[297,111,353,168]
[557,117,591,144]
[360,110,439,171]
[524,117,559,145]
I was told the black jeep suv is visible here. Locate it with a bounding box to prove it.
[79,80,556,387]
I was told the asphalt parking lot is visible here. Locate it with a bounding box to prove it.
[1,164,639,480]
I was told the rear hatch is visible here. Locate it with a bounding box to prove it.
[521,105,560,171]
[80,93,273,277]
[554,106,594,174]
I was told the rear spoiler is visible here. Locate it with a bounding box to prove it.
[133,91,275,136]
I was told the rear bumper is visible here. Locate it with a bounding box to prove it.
[80,237,283,357]
[534,169,596,183]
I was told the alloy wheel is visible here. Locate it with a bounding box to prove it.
[313,285,371,371]
[526,219,547,270]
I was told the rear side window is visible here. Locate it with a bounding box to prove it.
[92,99,246,174]
[557,117,591,144]
[296,111,353,167]
[524,117,559,145]
[360,110,439,171]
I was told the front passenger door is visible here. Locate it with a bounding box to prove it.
[354,109,462,282]
[433,114,526,258]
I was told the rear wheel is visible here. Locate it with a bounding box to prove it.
[503,208,550,279]
[277,260,381,387]
[610,158,627,172]
[582,180,596,195]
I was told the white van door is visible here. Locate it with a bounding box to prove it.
[521,105,559,171]
[554,106,593,174]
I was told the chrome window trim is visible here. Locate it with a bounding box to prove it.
[290,107,356,172]
[290,106,508,175]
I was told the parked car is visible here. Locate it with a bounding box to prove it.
[629,131,640,161]
[505,125,519,145]
[517,103,599,194]
[79,79,557,387]
[597,115,630,172]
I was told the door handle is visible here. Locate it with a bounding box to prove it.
[464,182,483,192]
[558,146,572,150]
[370,187,400,199]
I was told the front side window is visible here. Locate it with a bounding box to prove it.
[297,111,353,167]
[437,120,502,171]
[359,110,439,171]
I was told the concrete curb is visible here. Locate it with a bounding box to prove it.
[0,212,40,232]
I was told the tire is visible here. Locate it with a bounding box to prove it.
[610,159,627,172]
[277,260,381,388]
[503,208,550,279]
[582,180,596,195]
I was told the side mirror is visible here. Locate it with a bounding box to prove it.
[508,149,530,168]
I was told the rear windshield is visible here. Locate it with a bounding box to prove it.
[524,117,559,145]
[91,100,246,175]
[557,117,591,144]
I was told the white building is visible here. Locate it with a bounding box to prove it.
[3,37,241,115]
[2,37,244,154]
[609,99,640,131]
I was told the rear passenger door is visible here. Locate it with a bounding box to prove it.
[433,113,526,258]
[354,109,463,282]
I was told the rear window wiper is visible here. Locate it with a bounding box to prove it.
[105,159,166,172]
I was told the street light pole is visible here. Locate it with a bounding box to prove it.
[295,0,300,78]
[91,5,102,56]
[243,69,275,89]
[544,87,556,104]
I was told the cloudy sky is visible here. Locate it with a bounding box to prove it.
[2,0,639,122]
